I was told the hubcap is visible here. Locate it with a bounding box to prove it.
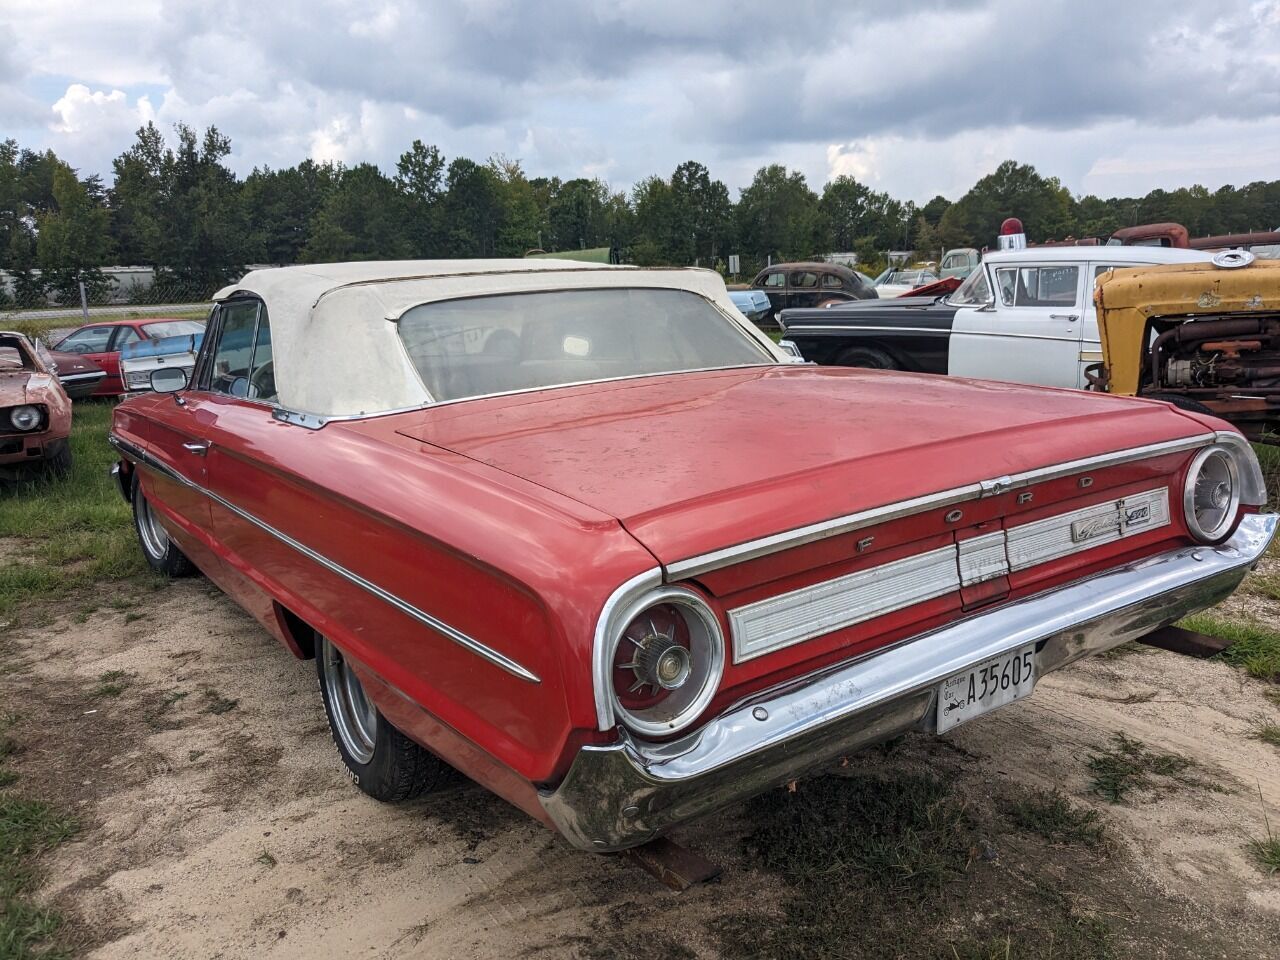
[320,637,377,764]
[136,492,171,559]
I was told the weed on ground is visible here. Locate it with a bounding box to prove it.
[1178,612,1280,683]
[0,402,155,621]
[0,720,79,959]
[1006,789,1106,847]
[1086,733,1214,803]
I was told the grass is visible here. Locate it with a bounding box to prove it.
[92,670,130,699]
[1007,789,1106,847]
[1086,733,1203,803]
[0,741,79,959]
[1253,723,1280,749]
[711,770,1117,960]
[1179,612,1280,683]
[0,402,154,620]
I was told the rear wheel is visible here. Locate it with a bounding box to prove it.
[316,635,445,802]
[836,346,898,370]
[131,473,196,576]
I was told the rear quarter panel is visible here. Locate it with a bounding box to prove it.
[194,399,658,784]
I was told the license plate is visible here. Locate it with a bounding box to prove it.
[936,644,1036,733]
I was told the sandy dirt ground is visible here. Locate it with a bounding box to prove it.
[3,574,1278,959]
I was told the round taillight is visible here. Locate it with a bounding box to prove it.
[1184,445,1240,544]
[608,587,724,738]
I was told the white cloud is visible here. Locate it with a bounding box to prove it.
[3,0,1280,203]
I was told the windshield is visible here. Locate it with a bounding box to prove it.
[947,265,992,306]
[143,320,205,338]
[397,288,774,403]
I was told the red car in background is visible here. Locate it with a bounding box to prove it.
[53,318,206,396]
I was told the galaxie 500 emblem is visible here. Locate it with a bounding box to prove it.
[1070,499,1153,543]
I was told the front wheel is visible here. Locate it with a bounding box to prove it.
[44,439,73,478]
[131,473,196,576]
[836,346,898,370]
[316,635,445,802]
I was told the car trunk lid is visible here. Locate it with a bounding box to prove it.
[393,365,1205,575]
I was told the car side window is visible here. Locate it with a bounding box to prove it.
[762,272,785,288]
[790,271,818,288]
[208,300,274,401]
[112,326,142,349]
[820,272,844,288]
[993,266,1079,308]
[57,326,112,353]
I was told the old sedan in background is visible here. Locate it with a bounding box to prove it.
[110,260,1273,852]
[782,246,1207,384]
[0,331,72,477]
[53,317,206,396]
[749,261,877,322]
[40,344,106,400]
[728,289,772,326]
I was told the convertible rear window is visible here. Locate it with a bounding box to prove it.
[397,288,772,402]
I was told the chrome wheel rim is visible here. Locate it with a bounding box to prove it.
[320,638,377,764]
[136,491,171,559]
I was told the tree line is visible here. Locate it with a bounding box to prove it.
[3,122,1280,306]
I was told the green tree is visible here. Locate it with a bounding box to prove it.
[36,162,111,303]
[242,160,339,264]
[736,164,822,264]
[669,161,733,265]
[440,158,504,257]
[487,155,541,256]
[395,140,447,257]
[302,163,412,262]
[109,122,248,290]
[630,175,675,265]
[937,160,1075,246]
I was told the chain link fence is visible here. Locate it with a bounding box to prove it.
[0,276,215,344]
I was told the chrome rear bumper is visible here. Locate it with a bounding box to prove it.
[541,513,1277,851]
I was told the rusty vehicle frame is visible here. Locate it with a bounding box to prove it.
[1091,254,1280,442]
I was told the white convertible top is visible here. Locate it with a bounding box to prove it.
[213,259,782,418]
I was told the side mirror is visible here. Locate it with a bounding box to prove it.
[151,367,188,393]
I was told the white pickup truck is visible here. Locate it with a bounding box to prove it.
[778,246,1209,388]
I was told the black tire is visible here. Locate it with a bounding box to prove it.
[44,439,72,478]
[1144,393,1214,415]
[836,346,898,370]
[316,635,445,802]
[131,472,197,577]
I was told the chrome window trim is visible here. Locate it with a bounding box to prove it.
[109,433,540,684]
[664,434,1213,580]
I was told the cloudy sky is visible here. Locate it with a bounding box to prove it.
[3,0,1279,203]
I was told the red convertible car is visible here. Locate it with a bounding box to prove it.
[54,317,206,396]
[109,261,1274,852]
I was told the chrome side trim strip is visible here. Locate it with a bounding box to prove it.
[109,433,540,684]
[665,435,1212,580]
[728,545,959,662]
[665,483,981,580]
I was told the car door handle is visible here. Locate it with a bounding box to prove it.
[1050,313,1079,322]
[182,441,209,456]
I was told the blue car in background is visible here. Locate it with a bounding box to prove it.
[728,289,773,327]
